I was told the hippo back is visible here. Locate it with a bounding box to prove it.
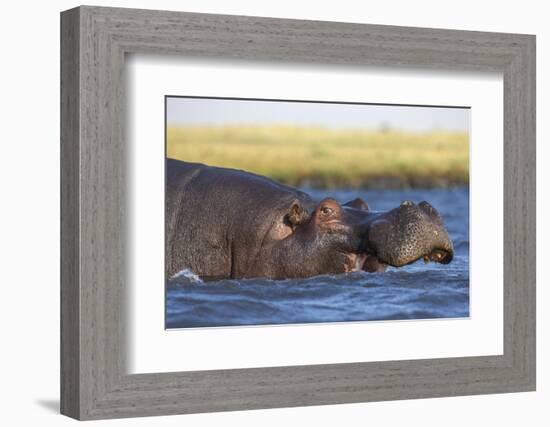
[166,159,313,279]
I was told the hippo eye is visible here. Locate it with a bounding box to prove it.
[321,207,333,216]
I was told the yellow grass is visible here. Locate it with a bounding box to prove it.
[167,125,469,189]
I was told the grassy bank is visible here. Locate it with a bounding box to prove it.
[167,125,469,189]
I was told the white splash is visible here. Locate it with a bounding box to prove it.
[170,268,204,285]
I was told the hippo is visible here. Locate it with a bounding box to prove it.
[166,159,454,280]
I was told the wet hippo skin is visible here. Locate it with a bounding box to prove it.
[166,159,454,280]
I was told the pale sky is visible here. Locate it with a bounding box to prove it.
[166,96,470,132]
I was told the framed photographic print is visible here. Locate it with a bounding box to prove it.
[61,6,536,420]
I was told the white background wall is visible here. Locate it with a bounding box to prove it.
[0,0,546,425]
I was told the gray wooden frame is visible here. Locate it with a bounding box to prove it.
[60,5,536,420]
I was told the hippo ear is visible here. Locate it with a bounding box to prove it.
[286,201,309,227]
[344,197,369,211]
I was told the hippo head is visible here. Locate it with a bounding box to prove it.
[262,196,453,278]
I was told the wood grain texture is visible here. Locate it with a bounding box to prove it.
[60,7,80,419]
[60,5,536,420]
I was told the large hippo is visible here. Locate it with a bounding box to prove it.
[166,159,454,280]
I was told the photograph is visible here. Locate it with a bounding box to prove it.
[164,96,470,328]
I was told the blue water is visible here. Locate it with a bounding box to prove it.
[166,187,469,328]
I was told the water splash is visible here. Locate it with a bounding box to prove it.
[169,268,204,285]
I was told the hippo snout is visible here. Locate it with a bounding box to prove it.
[366,201,454,268]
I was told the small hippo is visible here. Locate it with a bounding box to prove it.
[166,159,453,280]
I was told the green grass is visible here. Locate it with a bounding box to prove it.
[167,125,469,189]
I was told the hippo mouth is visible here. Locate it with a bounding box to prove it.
[346,246,453,274]
[368,236,454,270]
[347,253,388,273]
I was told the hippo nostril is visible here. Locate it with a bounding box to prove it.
[419,201,432,209]
[400,200,414,207]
